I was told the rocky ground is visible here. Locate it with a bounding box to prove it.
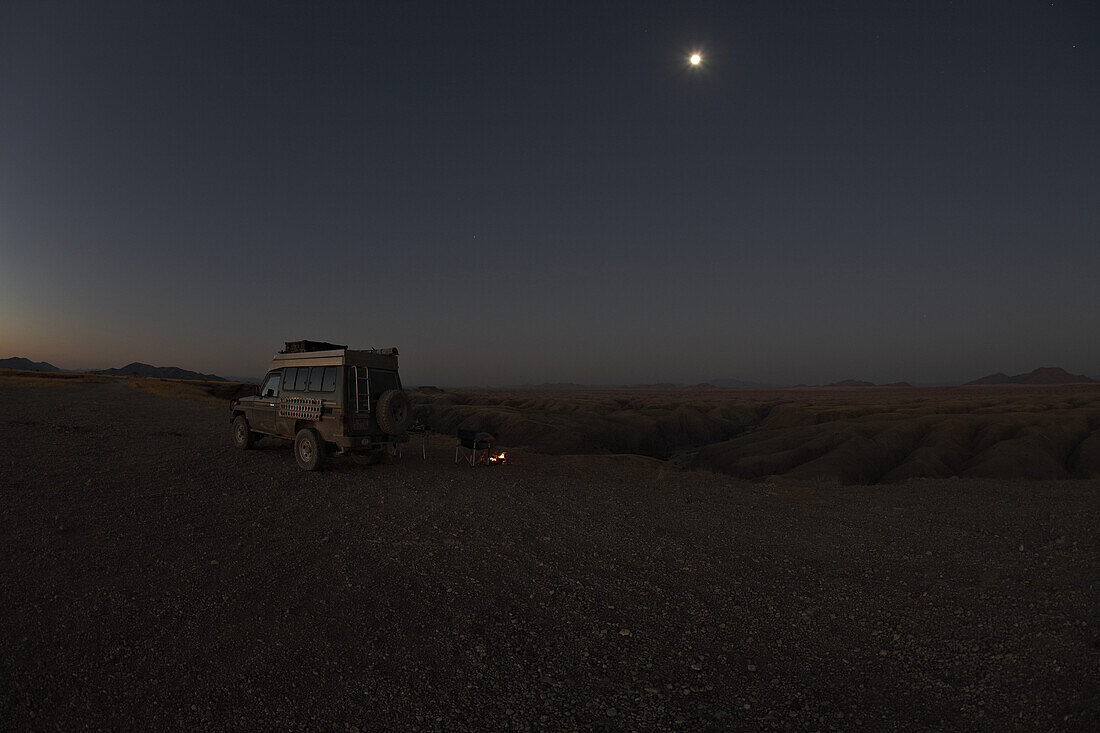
[1,376,1097,729]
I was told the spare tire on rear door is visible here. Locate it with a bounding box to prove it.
[375,389,412,434]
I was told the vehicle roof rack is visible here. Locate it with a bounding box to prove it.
[281,340,348,354]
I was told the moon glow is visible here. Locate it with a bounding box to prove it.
[690,53,701,65]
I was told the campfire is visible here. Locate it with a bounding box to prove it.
[488,451,509,464]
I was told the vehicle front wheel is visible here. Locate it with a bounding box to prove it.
[294,428,325,471]
[232,415,256,450]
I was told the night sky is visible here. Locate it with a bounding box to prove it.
[2,1,1097,385]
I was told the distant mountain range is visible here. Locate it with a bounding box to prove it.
[497,367,1100,391]
[499,368,1098,390]
[820,379,915,387]
[499,378,784,390]
[0,357,60,372]
[225,375,262,384]
[91,362,226,381]
[787,380,913,388]
[964,367,1097,386]
[708,377,784,389]
[500,382,608,390]
[499,382,683,391]
[5,356,1097,388]
[1,356,226,381]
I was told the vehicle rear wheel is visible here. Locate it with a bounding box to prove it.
[232,415,256,450]
[294,428,325,471]
[375,389,413,434]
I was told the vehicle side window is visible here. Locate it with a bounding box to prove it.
[282,367,297,391]
[261,373,280,398]
[294,368,309,391]
[308,366,325,392]
[320,366,336,392]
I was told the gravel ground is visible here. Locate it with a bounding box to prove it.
[1,379,1098,730]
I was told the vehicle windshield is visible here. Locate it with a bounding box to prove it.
[260,373,280,398]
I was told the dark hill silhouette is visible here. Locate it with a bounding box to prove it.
[966,367,1096,386]
[502,382,712,391]
[92,362,225,381]
[501,382,607,391]
[409,385,1100,483]
[1,357,60,372]
[822,380,913,387]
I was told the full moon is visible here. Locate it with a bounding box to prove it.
[690,53,701,65]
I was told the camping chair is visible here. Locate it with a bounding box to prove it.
[455,429,494,466]
[409,421,430,460]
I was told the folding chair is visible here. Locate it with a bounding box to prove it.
[409,421,430,460]
[455,429,494,466]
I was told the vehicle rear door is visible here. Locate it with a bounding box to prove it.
[349,366,371,434]
[358,368,400,432]
[368,368,401,404]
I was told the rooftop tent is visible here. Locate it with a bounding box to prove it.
[281,340,349,354]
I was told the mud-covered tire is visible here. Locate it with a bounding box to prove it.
[294,428,325,471]
[375,390,412,435]
[232,415,255,450]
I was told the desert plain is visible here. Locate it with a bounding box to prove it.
[1,370,1097,729]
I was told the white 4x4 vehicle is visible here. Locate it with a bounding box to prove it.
[229,340,412,470]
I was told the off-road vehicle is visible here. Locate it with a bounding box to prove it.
[229,340,412,470]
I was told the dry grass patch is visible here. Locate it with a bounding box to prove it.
[128,377,255,404]
[0,369,113,387]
